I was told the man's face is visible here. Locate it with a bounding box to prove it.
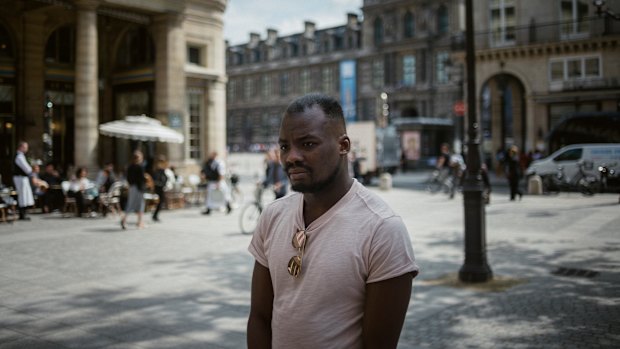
[278,105,344,193]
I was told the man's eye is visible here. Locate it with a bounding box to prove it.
[279,145,289,151]
[302,142,315,148]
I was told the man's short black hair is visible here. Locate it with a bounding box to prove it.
[285,93,345,126]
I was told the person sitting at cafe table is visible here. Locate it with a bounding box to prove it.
[40,162,63,213]
[68,167,99,217]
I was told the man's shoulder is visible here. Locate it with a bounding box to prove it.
[351,183,397,220]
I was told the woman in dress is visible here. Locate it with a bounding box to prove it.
[121,150,146,229]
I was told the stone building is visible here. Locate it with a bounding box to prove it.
[226,0,467,168]
[226,13,363,152]
[0,0,227,183]
[226,0,620,170]
[472,0,620,165]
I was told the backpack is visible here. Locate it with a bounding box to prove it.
[202,159,220,181]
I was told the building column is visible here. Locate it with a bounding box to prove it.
[206,78,227,157]
[22,12,46,153]
[74,0,99,169]
[153,13,186,163]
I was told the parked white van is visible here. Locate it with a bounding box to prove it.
[526,144,620,185]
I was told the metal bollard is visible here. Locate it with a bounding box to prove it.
[379,172,392,191]
[528,175,542,195]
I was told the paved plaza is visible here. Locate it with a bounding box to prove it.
[1,171,619,348]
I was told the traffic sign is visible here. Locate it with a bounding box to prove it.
[453,101,466,116]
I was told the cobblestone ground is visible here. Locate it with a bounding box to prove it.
[1,171,619,348]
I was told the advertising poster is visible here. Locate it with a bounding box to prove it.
[402,130,421,160]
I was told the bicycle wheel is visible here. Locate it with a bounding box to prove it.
[239,202,261,235]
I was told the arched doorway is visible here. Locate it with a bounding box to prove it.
[44,24,76,172]
[480,73,526,168]
[111,25,155,168]
[0,21,16,186]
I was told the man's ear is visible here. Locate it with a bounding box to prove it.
[339,135,351,154]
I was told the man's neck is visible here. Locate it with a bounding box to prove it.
[302,176,353,226]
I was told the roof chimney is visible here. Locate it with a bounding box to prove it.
[249,32,260,48]
[304,21,316,39]
[347,13,359,29]
[267,28,278,45]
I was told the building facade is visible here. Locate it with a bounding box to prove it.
[226,0,466,167]
[226,14,363,152]
[226,0,620,170]
[0,0,227,184]
[472,0,620,165]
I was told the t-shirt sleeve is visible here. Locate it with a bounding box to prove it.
[367,215,419,284]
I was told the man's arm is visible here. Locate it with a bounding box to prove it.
[247,261,274,349]
[362,272,414,349]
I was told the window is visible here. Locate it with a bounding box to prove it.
[548,56,601,82]
[0,24,13,59]
[187,91,203,160]
[188,46,202,65]
[490,0,515,46]
[553,148,582,162]
[322,66,334,93]
[244,78,253,100]
[300,69,311,94]
[435,52,449,84]
[0,85,14,114]
[372,59,384,88]
[279,72,289,96]
[403,55,416,86]
[560,0,590,38]
[437,5,449,35]
[228,79,237,102]
[116,26,154,68]
[262,75,271,98]
[404,11,415,38]
[45,25,75,64]
[373,17,384,46]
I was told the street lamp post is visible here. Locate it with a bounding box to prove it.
[43,95,54,164]
[459,0,493,283]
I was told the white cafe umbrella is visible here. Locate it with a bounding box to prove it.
[98,114,184,143]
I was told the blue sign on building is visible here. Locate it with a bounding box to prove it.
[340,60,356,123]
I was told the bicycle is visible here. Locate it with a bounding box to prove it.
[227,173,244,209]
[426,167,454,195]
[239,183,264,235]
[543,160,599,196]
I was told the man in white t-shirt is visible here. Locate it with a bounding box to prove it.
[248,93,419,349]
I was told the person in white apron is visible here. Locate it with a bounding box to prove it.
[13,141,34,221]
[201,152,232,215]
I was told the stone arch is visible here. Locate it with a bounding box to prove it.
[0,20,16,59]
[113,25,155,70]
[480,73,527,165]
[44,23,76,65]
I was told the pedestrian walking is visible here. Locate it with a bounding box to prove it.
[247,93,419,348]
[201,151,232,215]
[120,150,146,229]
[13,141,34,221]
[505,145,523,201]
[151,156,170,222]
[263,148,288,199]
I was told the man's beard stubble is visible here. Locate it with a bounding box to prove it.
[289,163,342,194]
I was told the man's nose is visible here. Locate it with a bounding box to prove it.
[285,146,303,165]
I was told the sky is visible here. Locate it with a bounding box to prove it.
[223,0,363,46]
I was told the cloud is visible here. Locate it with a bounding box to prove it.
[224,0,361,45]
